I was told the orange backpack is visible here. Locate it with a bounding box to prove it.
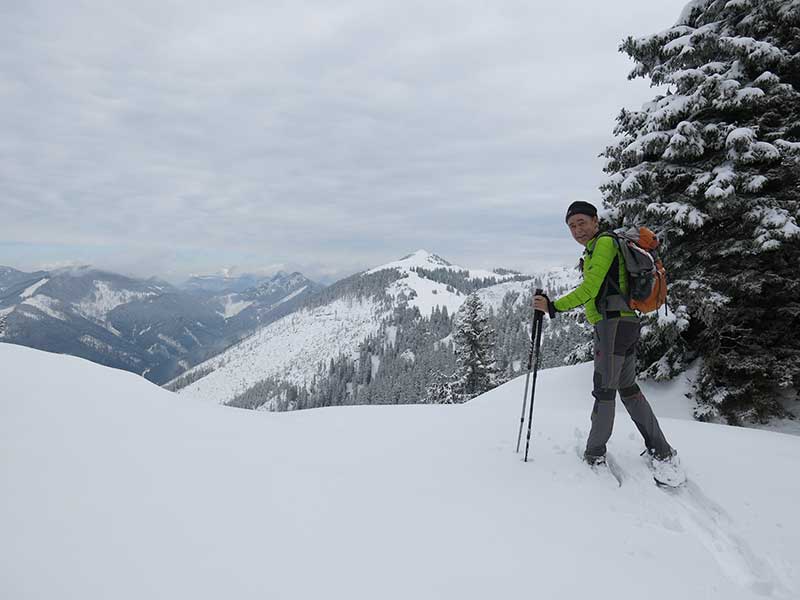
[601,227,667,314]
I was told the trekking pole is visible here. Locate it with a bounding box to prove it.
[524,289,545,463]
[515,291,540,453]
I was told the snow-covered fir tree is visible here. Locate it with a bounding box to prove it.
[601,0,800,423]
[424,369,457,404]
[452,294,498,402]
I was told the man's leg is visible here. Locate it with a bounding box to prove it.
[585,319,622,460]
[617,322,673,458]
[585,372,616,459]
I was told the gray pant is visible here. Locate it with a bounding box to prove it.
[585,317,672,459]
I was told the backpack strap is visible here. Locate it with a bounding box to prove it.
[594,232,632,317]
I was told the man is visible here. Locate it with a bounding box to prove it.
[534,200,684,486]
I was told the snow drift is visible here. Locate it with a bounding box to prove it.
[2,343,798,599]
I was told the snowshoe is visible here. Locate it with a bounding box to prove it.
[648,449,686,488]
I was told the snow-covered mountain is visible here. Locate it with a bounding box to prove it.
[3,343,798,599]
[171,250,581,407]
[0,265,320,384]
[205,271,323,332]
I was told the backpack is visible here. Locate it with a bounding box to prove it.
[599,227,668,314]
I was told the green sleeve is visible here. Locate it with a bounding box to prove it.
[553,236,616,312]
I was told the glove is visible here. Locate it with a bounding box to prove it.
[534,293,557,319]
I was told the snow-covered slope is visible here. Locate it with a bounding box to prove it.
[2,344,798,599]
[176,296,389,403]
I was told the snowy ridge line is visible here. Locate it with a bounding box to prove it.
[367,249,526,281]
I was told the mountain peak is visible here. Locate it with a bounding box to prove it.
[401,249,452,267]
[369,250,454,275]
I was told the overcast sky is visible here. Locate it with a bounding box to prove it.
[1,0,688,284]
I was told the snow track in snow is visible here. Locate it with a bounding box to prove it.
[660,481,788,598]
[608,450,789,598]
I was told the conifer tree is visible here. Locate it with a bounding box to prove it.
[424,369,457,404]
[453,294,498,402]
[601,0,800,422]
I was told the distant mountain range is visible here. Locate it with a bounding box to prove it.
[170,250,587,410]
[1,252,588,402]
[0,265,322,383]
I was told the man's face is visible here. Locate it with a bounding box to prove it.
[567,214,599,246]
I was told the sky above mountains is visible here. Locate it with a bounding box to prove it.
[2,0,687,284]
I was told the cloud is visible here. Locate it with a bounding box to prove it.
[1,0,687,282]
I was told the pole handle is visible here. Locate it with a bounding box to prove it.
[533,287,546,319]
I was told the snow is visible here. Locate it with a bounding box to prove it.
[776,139,800,153]
[274,284,308,306]
[745,175,768,192]
[705,184,734,200]
[183,327,200,347]
[749,207,800,247]
[623,131,670,159]
[19,277,49,299]
[735,86,765,104]
[17,309,43,320]
[435,333,453,350]
[622,172,645,196]
[177,297,389,402]
[385,324,398,347]
[370,249,521,280]
[475,268,579,314]
[2,344,799,599]
[72,281,155,322]
[386,269,464,316]
[367,249,455,274]
[664,33,693,54]
[475,280,534,312]
[157,333,187,353]
[720,36,785,64]
[754,71,780,87]
[218,294,254,319]
[675,0,712,25]
[727,127,755,145]
[646,202,707,228]
[20,295,67,321]
[370,354,381,378]
[368,250,531,317]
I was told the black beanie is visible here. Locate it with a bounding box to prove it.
[565,201,598,223]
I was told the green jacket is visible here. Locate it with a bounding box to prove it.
[553,234,637,325]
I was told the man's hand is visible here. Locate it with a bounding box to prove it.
[533,294,557,318]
